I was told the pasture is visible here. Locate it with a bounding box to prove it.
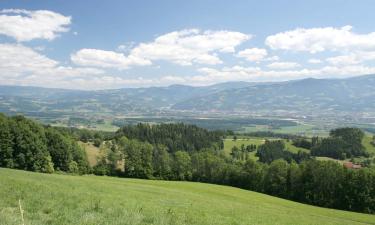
[1,168,375,225]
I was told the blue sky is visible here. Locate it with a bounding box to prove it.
[1,0,375,89]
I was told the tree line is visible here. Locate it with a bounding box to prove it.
[291,128,369,159]
[0,114,89,174]
[93,136,375,214]
[92,125,375,214]
[115,123,224,152]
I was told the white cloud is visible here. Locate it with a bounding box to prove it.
[264,56,280,61]
[117,42,136,52]
[71,48,152,70]
[129,29,250,65]
[267,61,301,69]
[0,43,58,75]
[189,64,375,85]
[326,54,360,66]
[2,43,375,89]
[0,43,107,88]
[265,25,375,53]
[326,51,375,66]
[237,48,268,62]
[0,9,71,42]
[70,29,250,69]
[308,58,322,64]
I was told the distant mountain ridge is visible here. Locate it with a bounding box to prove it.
[173,74,375,113]
[1,74,375,116]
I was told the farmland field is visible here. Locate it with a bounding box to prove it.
[223,137,309,159]
[1,168,375,225]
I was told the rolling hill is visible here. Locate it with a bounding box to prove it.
[1,75,375,118]
[172,74,375,113]
[1,168,374,225]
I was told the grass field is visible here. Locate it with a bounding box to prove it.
[223,138,309,160]
[242,123,328,137]
[1,169,375,225]
[78,141,100,167]
[363,135,375,156]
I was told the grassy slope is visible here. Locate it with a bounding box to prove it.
[363,135,375,156]
[78,141,100,167]
[1,169,374,225]
[223,138,308,160]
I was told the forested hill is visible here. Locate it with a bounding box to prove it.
[173,74,375,112]
[1,74,375,116]
[116,123,224,152]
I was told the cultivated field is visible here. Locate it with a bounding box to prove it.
[1,168,374,225]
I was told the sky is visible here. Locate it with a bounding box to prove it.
[1,0,375,90]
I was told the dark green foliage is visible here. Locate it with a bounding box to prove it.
[256,140,309,164]
[0,114,89,174]
[45,128,73,172]
[311,137,346,159]
[152,145,172,179]
[230,144,256,161]
[311,128,368,159]
[190,150,226,183]
[172,151,192,180]
[118,137,153,179]
[241,159,266,192]
[0,114,14,168]
[55,126,114,143]
[256,140,286,163]
[10,115,53,172]
[292,138,312,149]
[264,159,289,198]
[112,117,296,132]
[243,131,300,139]
[116,123,223,153]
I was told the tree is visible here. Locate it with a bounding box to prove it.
[173,151,192,180]
[190,150,227,183]
[264,159,289,198]
[10,116,53,172]
[230,146,241,160]
[0,114,14,168]
[330,127,366,157]
[119,137,153,179]
[292,138,312,149]
[311,128,368,159]
[241,159,265,192]
[45,128,73,172]
[152,144,172,179]
[256,140,286,163]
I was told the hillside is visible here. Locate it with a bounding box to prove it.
[0,82,252,116]
[1,169,374,225]
[173,75,375,113]
[1,74,375,118]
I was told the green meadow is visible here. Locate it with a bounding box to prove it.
[1,168,374,225]
[223,137,308,160]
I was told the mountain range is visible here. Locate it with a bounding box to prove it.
[1,74,375,117]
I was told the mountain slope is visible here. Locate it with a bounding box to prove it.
[172,75,375,113]
[0,82,253,115]
[1,168,374,225]
[1,74,375,117]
